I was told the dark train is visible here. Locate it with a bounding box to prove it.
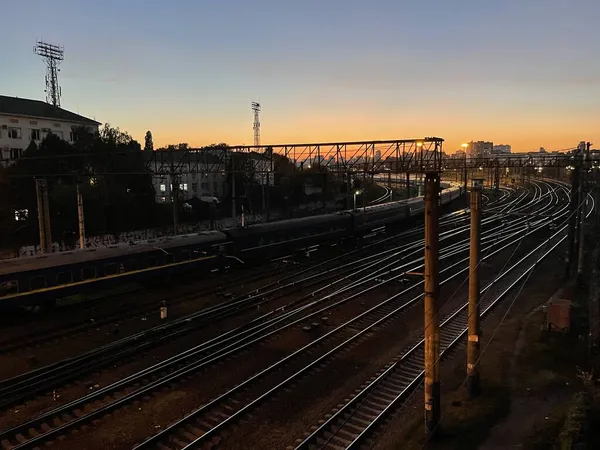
[0,185,463,308]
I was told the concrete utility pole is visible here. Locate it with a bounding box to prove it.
[35,178,48,254]
[467,178,483,397]
[42,179,52,252]
[76,184,86,249]
[171,170,180,235]
[424,172,441,438]
[231,171,237,222]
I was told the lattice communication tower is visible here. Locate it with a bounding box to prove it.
[34,40,64,107]
[252,102,261,146]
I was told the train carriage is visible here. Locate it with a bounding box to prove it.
[0,185,464,309]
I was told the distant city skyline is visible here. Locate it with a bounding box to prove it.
[2,0,599,153]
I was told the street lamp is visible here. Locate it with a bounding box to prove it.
[353,190,360,211]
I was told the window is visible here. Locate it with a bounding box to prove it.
[30,129,40,140]
[160,184,166,192]
[53,131,63,139]
[180,183,188,191]
[9,119,18,124]
[29,120,38,125]
[69,131,78,142]
[10,148,22,159]
[161,196,166,202]
[192,183,197,191]
[53,123,61,128]
[8,127,21,139]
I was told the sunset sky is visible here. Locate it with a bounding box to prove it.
[3,0,599,153]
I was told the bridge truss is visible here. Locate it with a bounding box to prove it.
[146,138,445,176]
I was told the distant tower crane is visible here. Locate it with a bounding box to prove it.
[34,40,64,107]
[252,102,261,147]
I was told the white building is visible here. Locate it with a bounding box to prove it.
[0,95,100,163]
[151,162,227,203]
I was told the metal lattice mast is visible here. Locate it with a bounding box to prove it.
[252,102,261,146]
[34,40,64,107]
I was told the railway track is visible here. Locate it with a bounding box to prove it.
[131,183,570,449]
[0,183,557,449]
[0,193,474,359]
[294,224,572,449]
[0,203,484,410]
[0,260,304,354]
[0,183,564,447]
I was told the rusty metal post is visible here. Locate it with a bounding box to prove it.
[35,178,47,254]
[467,179,483,397]
[76,184,86,249]
[424,172,441,438]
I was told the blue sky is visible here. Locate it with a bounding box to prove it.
[2,0,599,151]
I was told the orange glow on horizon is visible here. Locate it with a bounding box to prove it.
[123,105,598,154]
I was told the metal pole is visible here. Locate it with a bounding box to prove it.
[463,156,468,199]
[577,196,586,277]
[42,178,52,253]
[172,176,180,236]
[406,173,410,198]
[424,172,440,438]
[266,171,270,221]
[494,163,500,194]
[565,154,581,279]
[231,171,237,222]
[35,178,47,254]
[76,184,86,249]
[577,143,591,276]
[574,152,585,268]
[467,181,482,397]
[353,192,357,211]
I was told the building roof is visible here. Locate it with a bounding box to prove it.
[0,95,100,126]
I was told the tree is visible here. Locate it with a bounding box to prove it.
[5,125,157,248]
[144,131,154,152]
[99,123,133,146]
